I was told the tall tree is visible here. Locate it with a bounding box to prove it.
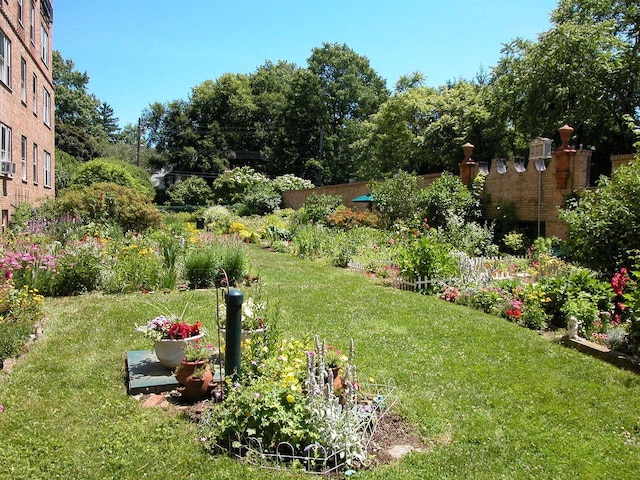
[491,0,640,176]
[355,81,505,179]
[97,102,120,143]
[53,50,107,160]
[307,43,389,183]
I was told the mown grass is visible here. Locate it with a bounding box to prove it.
[1,245,639,479]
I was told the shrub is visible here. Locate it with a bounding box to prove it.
[421,172,478,227]
[55,182,162,233]
[369,171,423,229]
[327,207,379,230]
[297,194,343,225]
[560,157,640,275]
[71,158,154,197]
[166,176,213,207]
[396,235,458,287]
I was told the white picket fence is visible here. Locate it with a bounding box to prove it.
[349,255,526,292]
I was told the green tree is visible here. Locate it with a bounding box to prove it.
[307,43,389,183]
[97,102,120,143]
[356,81,504,180]
[491,0,640,175]
[53,51,107,159]
[54,148,79,193]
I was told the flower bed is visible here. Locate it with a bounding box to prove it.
[198,335,399,474]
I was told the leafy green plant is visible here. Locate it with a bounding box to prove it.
[296,193,343,225]
[183,245,223,289]
[166,176,213,207]
[101,234,164,293]
[396,234,458,285]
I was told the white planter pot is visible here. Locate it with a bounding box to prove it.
[153,334,203,370]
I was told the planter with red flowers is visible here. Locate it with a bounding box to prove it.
[136,315,204,369]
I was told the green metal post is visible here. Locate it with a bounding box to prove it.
[224,288,243,378]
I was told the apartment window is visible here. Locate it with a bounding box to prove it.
[18,0,24,26]
[40,26,49,66]
[20,58,27,103]
[29,1,35,44]
[0,124,11,164]
[32,74,37,115]
[43,151,51,188]
[0,30,10,87]
[21,136,27,181]
[32,144,38,185]
[43,88,51,126]
[1,210,8,233]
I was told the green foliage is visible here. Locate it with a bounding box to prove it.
[502,231,528,256]
[71,158,154,197]
[0,284,43,363]
[369,171,423,229]
[296,193,342,225]
[51,239,103,296]
[396,235,458,284]
[166,176,213,207]
[433,214,499,257]
[561,158,640,274]
[421,172,477,227]
[183,238,247,288]
[55,182,162,233]
[54,148,80,193]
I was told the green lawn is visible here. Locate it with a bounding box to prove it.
[1,246,639,479]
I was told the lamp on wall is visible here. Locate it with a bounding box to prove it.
[513,156,526,173]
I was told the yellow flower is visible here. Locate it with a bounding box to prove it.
[286,394,295,404]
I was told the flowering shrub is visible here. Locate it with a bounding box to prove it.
[0,282,44,363]
[136,315,203,341]
[101,234,164,293]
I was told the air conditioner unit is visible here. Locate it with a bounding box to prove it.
[0,161,16,177]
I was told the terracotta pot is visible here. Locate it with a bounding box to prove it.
[175,360,213,401]
[153,334,203,369]
[330,366,343,393]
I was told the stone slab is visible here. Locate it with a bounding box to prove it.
[126,350,225,396]
[126,350,178,395]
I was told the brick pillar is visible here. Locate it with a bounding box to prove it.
[459,142,475,189]
[553,124,576,189]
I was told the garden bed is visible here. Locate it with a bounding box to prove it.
[561,336,640,374]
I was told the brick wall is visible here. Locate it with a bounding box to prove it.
[281,173,441,211]
[0,0,55,230]
[474,149,593,238]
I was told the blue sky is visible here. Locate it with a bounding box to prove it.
[54,0,559,128]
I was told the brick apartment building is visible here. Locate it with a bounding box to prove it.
[0,0,54,232]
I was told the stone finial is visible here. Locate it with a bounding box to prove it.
[558,124,574,151]
[462,142,475,164]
